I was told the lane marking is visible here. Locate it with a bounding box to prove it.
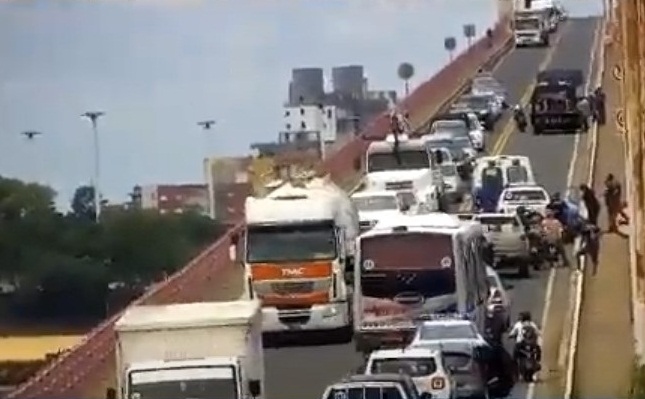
[562,14,606,399]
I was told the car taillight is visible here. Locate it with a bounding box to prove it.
[431,376,445,390]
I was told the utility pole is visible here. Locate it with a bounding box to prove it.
[81,111,104,222]
[197,120,217,218]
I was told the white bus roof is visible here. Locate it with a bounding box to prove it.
[371,212,463,231]
[115,300,260,332]
[351,190,398,199]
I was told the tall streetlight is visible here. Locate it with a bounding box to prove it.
[81,111,105,222]
[197,120,217,218]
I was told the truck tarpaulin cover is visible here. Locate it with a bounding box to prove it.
[536,69,584,87]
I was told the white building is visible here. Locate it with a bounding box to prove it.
[282,104,338,142]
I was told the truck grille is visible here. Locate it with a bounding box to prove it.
[360,220,376,231]
[385,181,413,190]
[270,281,315,295]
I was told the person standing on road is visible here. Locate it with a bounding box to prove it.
[579,184,601,225]
[604,173,629,232]
[577,96,591,131]
[577,222,601,274]
[594,86,606,125]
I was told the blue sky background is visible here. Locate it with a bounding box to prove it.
[0,0,602,208]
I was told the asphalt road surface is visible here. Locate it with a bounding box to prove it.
[262,17,599,399]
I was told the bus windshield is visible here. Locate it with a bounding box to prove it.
[515,18,540,30]
[359,232,456,300]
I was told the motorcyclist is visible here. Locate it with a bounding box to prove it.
[512,104,527,131]
[540,210,570,267]
[508,311,542,364]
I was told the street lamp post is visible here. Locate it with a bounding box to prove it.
[81,111,105,222]
[197,120,217,218]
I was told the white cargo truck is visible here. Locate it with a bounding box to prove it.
[112,300,264,399]
[243,176,358,338]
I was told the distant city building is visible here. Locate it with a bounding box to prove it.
[332,65,365,97]
[288,68,325,106]
[140,184,208,215]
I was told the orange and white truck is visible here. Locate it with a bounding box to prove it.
[242,176,359,339]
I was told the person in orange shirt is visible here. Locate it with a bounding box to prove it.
[540,210,570,267]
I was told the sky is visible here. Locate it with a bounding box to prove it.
[0,0,602,209]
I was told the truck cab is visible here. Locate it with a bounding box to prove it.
[365,134,447,212]
[243,177,358,339]
[513,10,549,47]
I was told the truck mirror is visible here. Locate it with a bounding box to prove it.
[105,387,117,399]
[229,244,237,262]
[248,380,262,397]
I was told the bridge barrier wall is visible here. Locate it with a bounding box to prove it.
[7,18,513,399]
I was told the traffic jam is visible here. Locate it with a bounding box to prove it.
[112,2,580,399]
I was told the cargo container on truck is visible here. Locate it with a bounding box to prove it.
[112,300,264,399]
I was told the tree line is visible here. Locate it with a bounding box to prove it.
[0,176,227,321]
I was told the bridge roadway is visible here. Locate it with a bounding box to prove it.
[9,17,600,399]
[259,17,599,399]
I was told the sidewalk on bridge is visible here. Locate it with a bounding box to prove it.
[572,41,633,398]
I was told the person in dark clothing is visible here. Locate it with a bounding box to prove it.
[604,173,629,232]
[486,28,494,48]
[546,192,568,226]
[594,87,606,125]
[579,184,601,225]
[577,223,601,274]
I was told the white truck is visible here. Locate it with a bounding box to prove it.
[242,176,358,339]
[112,300,264,399]
[513,0,550,47]
[364,133,447,211]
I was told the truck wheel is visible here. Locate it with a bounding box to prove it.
[533,127,541,136]
[519,261,530,278]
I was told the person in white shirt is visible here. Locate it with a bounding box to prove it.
[508,311,542,363]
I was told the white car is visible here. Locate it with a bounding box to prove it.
[497,184,550,215]
[440,162,468,204]
[485,266,511,329]
[465,112,486,151]
[410,319,488,353]
[365,348,454,399]
[351,190,413,232]
[472,155,536,193]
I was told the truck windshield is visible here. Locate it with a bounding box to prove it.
[128,366,238,399]
[324,386,404,399]
[516,18,540,30]
[359,232,456,299]
[367,150,429,172]
[246,223,336,263]
[353,195,399,212]
[370,357,437,377]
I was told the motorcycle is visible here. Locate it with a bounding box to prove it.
[516,342,541,382]
[513,111,527,132]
